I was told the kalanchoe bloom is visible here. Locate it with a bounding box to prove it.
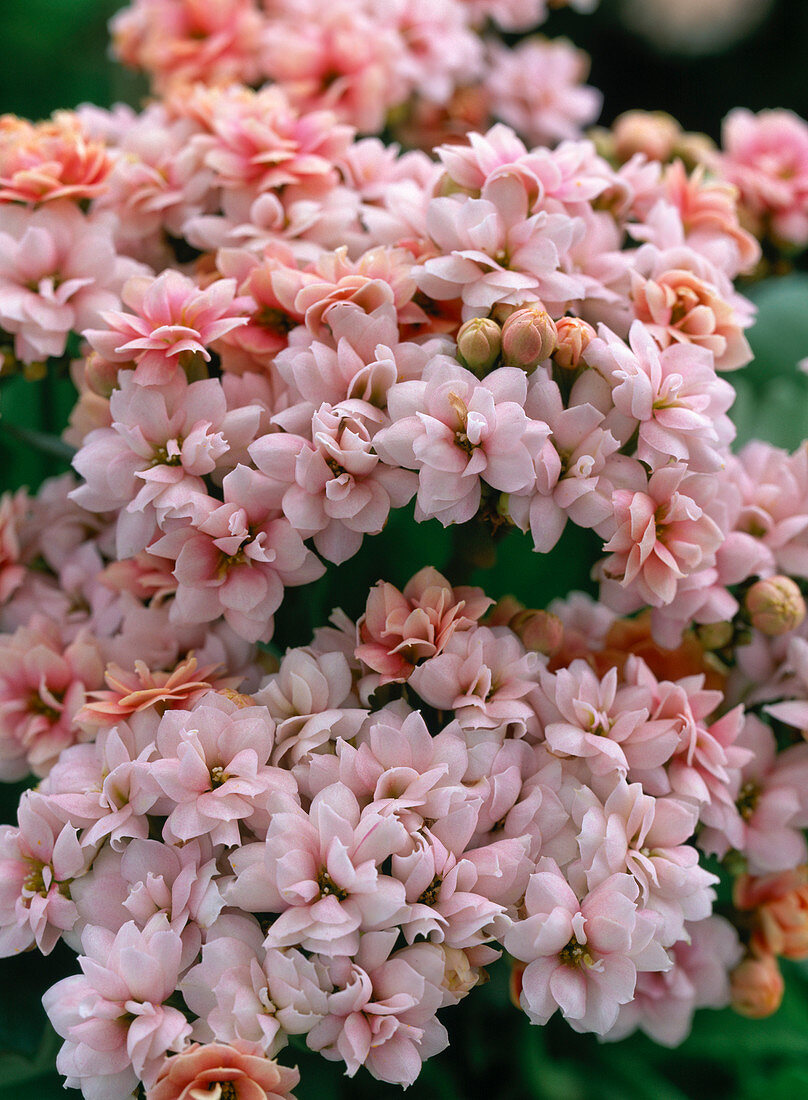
[504,859,669,1035]
[0,113,113,205]
[307,932,449,1085]
[0,201,130,362]
[0,791,91,956]
[355,567,492,685]
[150,465,325,643]
[735,866,808,961]
[717,108,808,248]
[227,782,409,956]
[410,625,540,736]
[374,360,546,527]
[730,951,784,1019]
[587,321,736,473]
[484,37,602,149]
[147,695,292,847]
[253,402,416,564]
[414,175,585,318]
[85,269,248,386]
[147,1041,299,1100]
[43,915,192,1097]
[77,653,235,729]
[598,465,724,609]
[0,616,104,779]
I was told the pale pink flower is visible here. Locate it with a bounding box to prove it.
[227,782,409,956]
[307,932,449,1085]
[374,360,545,527]
[0,791,90,956]
[533,660,680,777]
[112,0,266,93]
[43,915,192,1096]
[85,269,248,386]
[392,0,484,105]
[147,1041,299,1100]
[410,626,540,736]
[148,695,291,847]
[485,38,602,148]
[415,176,585,318]
[765,637,808,737]
[504,859,669,1034]
[355,566,492,684]
[717,108,808,248]
[150,465,325,644]
[587,321,736,472]
[0,202,129,362]
[599,465,724,608]
[0,617,104,779]
[0,489,28,604]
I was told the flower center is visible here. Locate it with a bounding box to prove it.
[559,934,593,968]
[209,1084,238,1100]
[736,780,761,821]
[22,860,46,896]
[417,875,443,907]
[27,690,61,721]
[209,765,229,788]
[317,868,348,900]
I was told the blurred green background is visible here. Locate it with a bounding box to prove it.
[3,1,808,1098]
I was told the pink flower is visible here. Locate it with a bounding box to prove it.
[227,782,409,956]
[485,38,602,148]
[717,108,808,248]
[504,859,669,1034]
[0,489,27,604]
[415,176,585,318]
[0,617,104,779]
[599,465,724,608]
[374,360,545,526]
[0,202,129,362]
[43,915,192,1096]
[587,321,736,472]
[307,932,449,1085]
[0,791,90,956]
[147,1041,299,1100]
[148,695,292,847]
[85,270,248,386]
[0,112,112,205]
[355,566,492,684]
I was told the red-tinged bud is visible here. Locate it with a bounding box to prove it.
[486,595,525,628]
[456,317,501,375]
[745,576,806,636]
[553,316,596,370]
[510,609,564,657]
[84,352,121,397]
[730,952,784,1018]
[509,958,526,1010]
[501,307,557,373]
[613,110,682,164]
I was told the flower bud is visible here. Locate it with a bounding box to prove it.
[509,958,526,1011]
[510,609,564,657]
[440,946,481,1000]
[745,576,806,636]
[730,952,784,1019]
[736,867,808,961]
[84,352,121,398]
[456,317,502,375]
[553,317,596,370]
[216,687,255,708]
[486,594,524,628]
[613,110,682,164]
[696,621,734,651]
[500,307,557,373]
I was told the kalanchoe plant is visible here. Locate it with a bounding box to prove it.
[2,0,808,1097]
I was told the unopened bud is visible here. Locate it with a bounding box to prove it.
[613,110,682,164]
[673,132,716,169]
[486,594,524,628]
[745,576,806,636]
[553,317,596,370]
[456,317,501,375]
[730,952,784,1019]
[23,360,48,382]
[216,687,255,708]
[736,867,808,961]
[85,352,121,398]
[696,621,734,652]
[501,307,557,374]
[509,958,526,1011]
[510,609,564,657]
[435,171,476,199]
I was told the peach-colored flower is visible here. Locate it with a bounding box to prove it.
[735,867,808,961]
[0,112,112,205]
[77,654,237,728]
[730,951,784,1019]
[147,1041,299,1100]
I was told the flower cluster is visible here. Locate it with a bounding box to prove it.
[6,565,808,1098]
[2,0,808,1095]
